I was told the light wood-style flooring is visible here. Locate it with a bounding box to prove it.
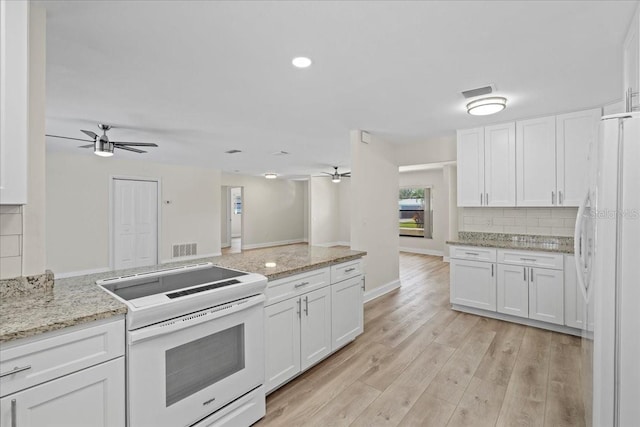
[255,252,586,427]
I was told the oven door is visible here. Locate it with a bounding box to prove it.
[127,294,265,427]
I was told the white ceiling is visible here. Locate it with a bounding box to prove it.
[39,1,636,177]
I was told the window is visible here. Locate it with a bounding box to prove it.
[399,187,432,238]
[233,195,242,215]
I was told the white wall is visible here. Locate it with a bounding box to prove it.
[396,135,456,166]
[221,173,305,249]
[399,169,448,256]
[230,187,242,237]
[220,185,230,247]
[337,179,351,243]
[458,207,577,236]
[46,152,222,274]
[444,164,458,257]
[350,130,400,296]
[309,177,339,245]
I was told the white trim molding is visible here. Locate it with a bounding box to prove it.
[399,247,444,257]
[364,279,401,303]
[242,239,306,250]
[443,256,450,263]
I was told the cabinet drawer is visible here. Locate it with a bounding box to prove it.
[265,268,330,307]
[330,259,363,284]
[498,250,563,270]
[450,246,497,262]
[0,318,125,397]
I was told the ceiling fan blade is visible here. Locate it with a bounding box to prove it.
[112,142,158,147]
[78,144,94,148]
[45,134,94,143]
[81,130,98,139]
[116,145,146,154]
[320,172,333,176]
[341,172,351,177]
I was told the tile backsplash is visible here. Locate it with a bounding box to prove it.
[458,207,578,237]
[0,205,23,279]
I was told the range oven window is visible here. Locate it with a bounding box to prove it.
[165,324,245,407]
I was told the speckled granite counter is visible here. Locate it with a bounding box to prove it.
[0,244,366,344]
[447,232,574,254]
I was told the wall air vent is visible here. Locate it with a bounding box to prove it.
[172,243,197,258]
[225,149,242,154]
[461,84,496,99]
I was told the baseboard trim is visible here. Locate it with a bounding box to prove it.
[313,241,351,248]
[364,279,401,303]
[399,247,444,257]
[54,267,112,279]
[242,239,306,250]
[451,304,582,337]
[443,256,450,263]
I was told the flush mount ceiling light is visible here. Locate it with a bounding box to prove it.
[264,173,278,179]
[292,57,312,68]
[466,97,507,116]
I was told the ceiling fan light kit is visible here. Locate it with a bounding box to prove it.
[46,123,158,157]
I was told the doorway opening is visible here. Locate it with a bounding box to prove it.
[111,177,160,270]
[222,186,243,254]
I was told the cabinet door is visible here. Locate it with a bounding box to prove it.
[529,267,564,325]
[0,358,125,427]
[516,116,557,206]
[484,123,516,206]
[331,276,364,351]
[497,264,528,318]
[264,298,301,393]
[0,0,29,204]
[300,287,332,371]
[457,128,485,207]
[556,109,601,206]
[450,259,496,311]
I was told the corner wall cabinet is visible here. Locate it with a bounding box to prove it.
[0,0,29,204]
[457,108,600,208]
[0,318,126,427]
[264,259,364,394]
[451,246,578,333]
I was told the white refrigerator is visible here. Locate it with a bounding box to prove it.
[575,112,640,427]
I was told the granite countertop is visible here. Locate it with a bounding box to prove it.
[446,232,574,254]
[0,244,366,344]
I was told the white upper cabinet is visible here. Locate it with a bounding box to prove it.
[556,109,601,206]
[516,116,557,207]
[457,128,484,207]
[0,0,29,205]
[484,123,516,206]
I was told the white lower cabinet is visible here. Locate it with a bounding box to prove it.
[529,267,564,325]
[0,318,126,427]
[331,276,364,351]
[300,286,332,370]
[264,298,301,393]
[450,258,496,311]
[0,358,125,427]
[497,264,529,318]
[264,260,364,394]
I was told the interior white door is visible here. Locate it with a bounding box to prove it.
[497,264,528,318]
[528,267,564,325]
[456,128,485,207]
[516,116,557,206]
[113,179,158,270]
[264,298,301,393]
[484,122,516,206]
[556,109,601,206]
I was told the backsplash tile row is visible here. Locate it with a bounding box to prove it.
[458,207,578,237]
[0,206,23,279]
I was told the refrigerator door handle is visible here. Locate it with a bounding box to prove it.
[573,190,590,301]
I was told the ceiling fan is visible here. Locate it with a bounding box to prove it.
[46,124,158,157]
[321,166,351,183]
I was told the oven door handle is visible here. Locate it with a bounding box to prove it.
[128,294,265,344]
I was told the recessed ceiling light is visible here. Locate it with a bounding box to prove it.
[265,262,277,268]
[292,57,312,68]
[264,173,278,179]
[466,97,507,116]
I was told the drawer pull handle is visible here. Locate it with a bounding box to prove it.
[465,252,480,256]
[0,365,31,378]
[344,267,357,273]
[520,257,536,262]
[294,281,310,288]
[11,399,16,427]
